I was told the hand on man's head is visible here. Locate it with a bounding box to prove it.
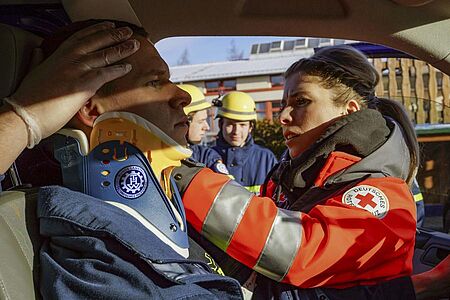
[11,21,140,140]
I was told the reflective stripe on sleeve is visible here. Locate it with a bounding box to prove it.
[414,193,423,202]
[202,180,254,251]
[253,209,302,281]
[245,184,261,194]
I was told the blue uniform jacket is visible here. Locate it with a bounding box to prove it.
[412,178,425,227]
[212,135,277,193]
[190,144,222,169]
[37,186,242,300]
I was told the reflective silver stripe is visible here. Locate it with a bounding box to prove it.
[202,180,253,251]
[189,99,208,106]
[219,106,256,116]
[254,209,302,281]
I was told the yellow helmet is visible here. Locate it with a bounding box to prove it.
[178,84,211,115]
[217,91,257,121]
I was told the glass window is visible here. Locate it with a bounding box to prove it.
[251,44,259,54]
[319,38,331,44]
[333,39,345,45]
[259,43,270,53]
[205,79,236,93]
[295,39,306,47]
[308,38,320,48]
[271,101,283,119]
[205,81,220,92]
[256,102,266,120]
[283,40,295,51]
[271,101,283,109]
[223,79,236,90]
[270,75,284,87]
[271,41,281,51]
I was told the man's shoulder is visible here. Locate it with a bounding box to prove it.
[38,185,184,261]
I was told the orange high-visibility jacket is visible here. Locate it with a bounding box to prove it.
[180,119,416,289]
[182,160,416,288]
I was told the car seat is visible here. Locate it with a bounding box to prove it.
[0,23,43,300]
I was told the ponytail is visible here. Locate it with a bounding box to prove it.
[369,97,419,185]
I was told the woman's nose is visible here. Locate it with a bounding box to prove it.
[279,106,292,125]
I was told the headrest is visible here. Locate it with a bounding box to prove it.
[0,24,43,99]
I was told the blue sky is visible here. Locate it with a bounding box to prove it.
[155,36,298,66]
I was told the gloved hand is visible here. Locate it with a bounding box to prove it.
[173,159,205,196]
[9,21,140,141]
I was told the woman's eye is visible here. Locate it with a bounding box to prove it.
[295,97,310,107]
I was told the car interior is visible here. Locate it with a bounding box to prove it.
[0,0,449,299]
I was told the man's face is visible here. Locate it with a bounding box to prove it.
[94,35,191,145]
[221,118,252,147]
[188,109,210,144]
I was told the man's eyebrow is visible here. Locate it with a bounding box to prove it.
[140,69,167,78]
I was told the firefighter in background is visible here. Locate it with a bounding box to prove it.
[212,91,277,194]
[177,84,230,174]
[412,178,425,227]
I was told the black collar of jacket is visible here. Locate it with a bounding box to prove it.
[273,109,390,195]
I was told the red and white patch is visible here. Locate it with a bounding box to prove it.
[342,185,389,219]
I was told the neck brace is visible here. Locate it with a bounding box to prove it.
[92,112,192,184]
[54,112,191,258]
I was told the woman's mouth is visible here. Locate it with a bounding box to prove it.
[284,132,301,141]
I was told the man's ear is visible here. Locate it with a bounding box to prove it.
[345,99,361,114]
[77,100,100,127]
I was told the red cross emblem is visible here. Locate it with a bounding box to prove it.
[355,193,377,209]
[342,185,390,219]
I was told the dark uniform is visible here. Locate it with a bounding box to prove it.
[211,135,277,194]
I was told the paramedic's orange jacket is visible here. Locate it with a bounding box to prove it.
[180,151,416,288]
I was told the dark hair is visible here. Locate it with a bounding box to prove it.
[284,45,419,184]
[40,19,148,98]
[41,19,148,59]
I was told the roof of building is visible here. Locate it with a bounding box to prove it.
[170,52,312,83]
[170,42,413,83]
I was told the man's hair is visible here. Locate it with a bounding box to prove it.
[41,19,148,59]
[41,19,148,99]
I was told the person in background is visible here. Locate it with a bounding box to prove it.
[178,84,229,174]
[412,178,425,227]
[212,91,277,193]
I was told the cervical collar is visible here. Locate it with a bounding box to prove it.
[91,112,192,186]
[54,112,192,258]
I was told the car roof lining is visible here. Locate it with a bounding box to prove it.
[3,0,450,73]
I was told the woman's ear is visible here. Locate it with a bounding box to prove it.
[76,100,100,127]
[346,99,361,114]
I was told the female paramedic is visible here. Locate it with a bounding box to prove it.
[174,45,420,298]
